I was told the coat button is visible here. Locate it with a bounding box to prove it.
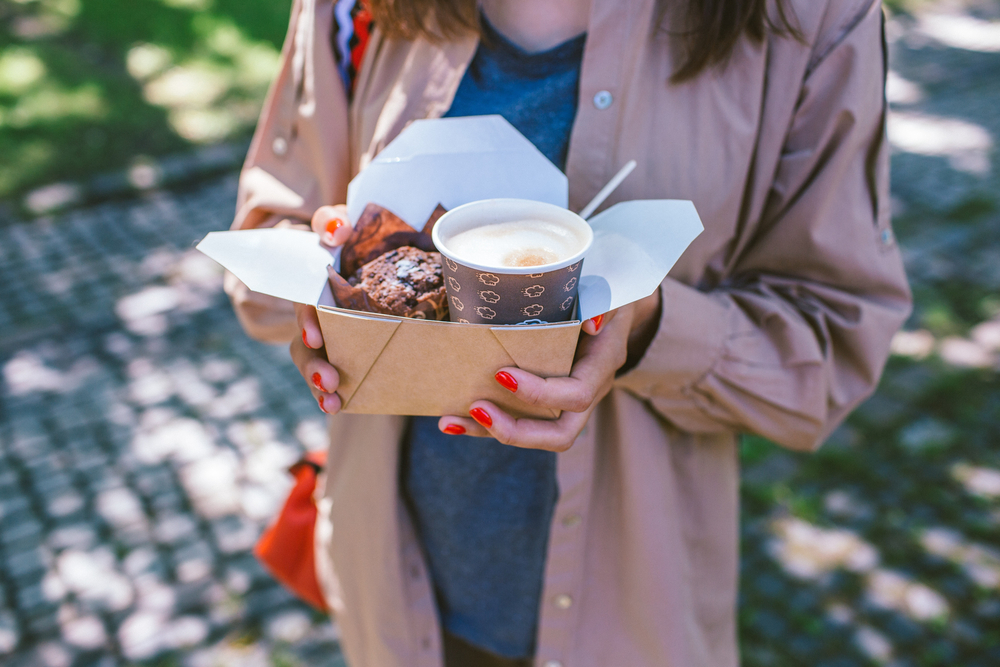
[554,594,573,609]
[272,136,288,156]
[593,90,613,109]
[561,513,581,528]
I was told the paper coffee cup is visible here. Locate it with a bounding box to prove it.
[432,199,593,325]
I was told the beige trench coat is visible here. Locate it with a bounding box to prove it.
[225,0,912,664]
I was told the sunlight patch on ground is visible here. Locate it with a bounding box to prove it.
[891,320,1000,369]
[921,527,1000,590]
[128,21,280,144]
[768,517,879,580]
[126,43,173,81]
[23,181,81,214]
[161,0,212,9]
[971,318,1000,352]
[2,350,99,396]
[0,47,46,94]
[56,549,135,612]
[890,328,936,359]
[144,63,231,110]
[918,12,1000,52]
[113,249,223,334]
[854,625,894,664]
[939,336,997,368]
[886,70,923,106]
[888,111,994,175]
[170,108,240,143]
[2,83,106,128]
[770,517,951,624]
[9,0,79,39]
[865,569,949,622]
[951,462,1000,500]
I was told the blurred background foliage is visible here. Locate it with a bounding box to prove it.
[0,0,290,211]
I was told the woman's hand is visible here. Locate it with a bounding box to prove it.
[289,205,353,414]
[437,291,661,451]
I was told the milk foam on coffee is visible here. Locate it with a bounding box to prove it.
[445,219,585,268]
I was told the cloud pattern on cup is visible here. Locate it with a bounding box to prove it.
[442,259,583,325]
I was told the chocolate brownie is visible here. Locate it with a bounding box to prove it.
[349,246,447,319]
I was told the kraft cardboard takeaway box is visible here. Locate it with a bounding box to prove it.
[198,116,703,419]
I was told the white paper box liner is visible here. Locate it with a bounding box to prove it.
[346,116,568,228]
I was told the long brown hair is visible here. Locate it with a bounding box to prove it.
[366,0,802,82]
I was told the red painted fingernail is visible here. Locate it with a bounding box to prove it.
[495,371,518,393]
[589,314,604,332]
[325,218,344,235]
[302,329,311,348]
[312,372,325,392]
[443,424,466,435]
[469,408,492,428]
[318,395,326,413]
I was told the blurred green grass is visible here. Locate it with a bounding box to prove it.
[0,0,291,212]
[0,0,938,216]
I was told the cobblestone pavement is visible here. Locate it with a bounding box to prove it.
[0,176,344,666]
[1,4,1000,667]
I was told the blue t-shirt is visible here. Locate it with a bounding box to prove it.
[402,17,585,660]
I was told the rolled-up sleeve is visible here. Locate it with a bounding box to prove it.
[616,1,911,452]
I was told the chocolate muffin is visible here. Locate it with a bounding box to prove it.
[349,246,447,319]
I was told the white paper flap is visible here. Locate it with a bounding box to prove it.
[578,200,704,320]
[347,116,567,228]
[197,229,338,305]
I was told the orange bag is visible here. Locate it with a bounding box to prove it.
[253,450,329,611]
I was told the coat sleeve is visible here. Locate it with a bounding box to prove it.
[615,1,912,452]
[224,0,353,344]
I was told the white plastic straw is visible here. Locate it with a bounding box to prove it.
[577,160,637,220]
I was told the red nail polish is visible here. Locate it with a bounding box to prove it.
[312,372,324,392]
[302,329,311,348]
[318,395,326,412]
[495,371,518,393]
[325,218,344,235]
[469,408,492,428]
[590,314,604,332]
[443,424,466,435]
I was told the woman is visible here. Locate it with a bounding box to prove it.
[225,0,911,665]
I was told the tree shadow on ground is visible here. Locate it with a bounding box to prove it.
[739,360,1000,666]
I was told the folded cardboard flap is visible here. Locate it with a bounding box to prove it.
[579,200,703,320]
[197,229,338,306]
[347,116,567,228]
[317,306,580,418]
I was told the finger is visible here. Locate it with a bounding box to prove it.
[311,205,352,247]
[290,338,340,391]
[317,392,342,415]
[466,401,591,452]
[492,326,619,412]
[436,416,490,438]
[581,308,617,336]
[295,303,323,349]
[289,338,342,414]
[493,366,604,413]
